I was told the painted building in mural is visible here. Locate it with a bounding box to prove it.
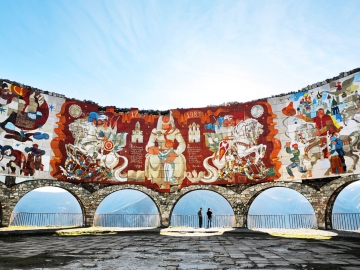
[0,70,360,192]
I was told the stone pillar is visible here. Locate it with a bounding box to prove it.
[157,201,171,227]
[85,214,94,227]
[152,191,172,228]
[309,193,328,229]
[5,176,16,188]
[1,201,15,227]
[233,207,246,228]
[234,214,245,228]
[161,211,170,227]
[83,205,96,227]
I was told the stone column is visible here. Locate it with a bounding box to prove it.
[309,193,328,229]
[1,202,12,227]
[232,205,246,228]
[1,196,18,227]
[5,176,16,188]
[155,192,174,228]
[83,202,97,227]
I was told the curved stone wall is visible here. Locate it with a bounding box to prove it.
[1,69,360,193]
[1,70,360,228]
[1,175,359,228]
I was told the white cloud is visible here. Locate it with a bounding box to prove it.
[1,0,360,110]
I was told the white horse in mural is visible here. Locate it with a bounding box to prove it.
[187,118,267,183]
[62,118,129,181]
[232,118,267,163]
[97,151,128,182]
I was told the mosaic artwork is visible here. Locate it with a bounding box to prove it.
[0,71,359,192]
[277,74,360,180]
[50,101,279,192]
[0,82,58,179]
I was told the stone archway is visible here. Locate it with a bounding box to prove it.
[240,181,319,228]
[168,185,242,227]
[1,174,359,228]
[87,184,163,226]
[1,179,90,226]
[323,175,360,229]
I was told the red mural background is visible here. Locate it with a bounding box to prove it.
[51,99,280,192]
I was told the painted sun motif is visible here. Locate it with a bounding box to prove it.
[250,105,264,118]
[69,104,82,118]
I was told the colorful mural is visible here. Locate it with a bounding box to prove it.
[278,74,360,179]
[49,101,279,192]
[1,70,360,192]
[0,82,56,178]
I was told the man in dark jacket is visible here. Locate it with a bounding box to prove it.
[197,207,203,228]
[207,208,213,228]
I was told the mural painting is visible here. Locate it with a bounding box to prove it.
[1,70,360,192]
[278,74,360,179]
[50,101,279,192]
[0,82,56,178]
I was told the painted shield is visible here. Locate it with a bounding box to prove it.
[103,140,115,151]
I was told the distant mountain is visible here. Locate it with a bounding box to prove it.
[249,184,360,215]
[248,187,315,215]
[96,190,158,214]
[172,190,234,215]
[14,190,81,213]
[333,183,360,213]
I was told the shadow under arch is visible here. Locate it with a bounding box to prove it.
[324,178,360,229]
[241,182,318,228]
[93,188,161,227]
[90,184,163,226]
[6,179,90,226]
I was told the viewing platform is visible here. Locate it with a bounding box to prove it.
[0,226,359,269]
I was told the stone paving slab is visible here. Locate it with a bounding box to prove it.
[0,228,360,270]
[0,227,359,269]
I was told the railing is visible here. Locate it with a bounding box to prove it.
[332,213,360,230]
[247,214,317,229]
[171,214,235,228]
[10,212,84,227]
[94,214,161,227]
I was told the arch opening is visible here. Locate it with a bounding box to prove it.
[171,190,234,228]
[332,180,360,230]
[10,186,83,227]
[94,189,160,227]
[247,187,317,229]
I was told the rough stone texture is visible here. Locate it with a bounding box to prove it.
[0,174,359,228]
[0,228,360,269]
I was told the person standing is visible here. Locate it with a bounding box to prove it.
[197,207,203,228]
[206,208,213,228]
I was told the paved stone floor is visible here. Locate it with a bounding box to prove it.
[0,228,359,269]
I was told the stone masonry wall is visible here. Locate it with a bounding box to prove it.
[1,175,359,228]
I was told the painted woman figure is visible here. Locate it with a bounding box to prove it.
[145,113,186,188]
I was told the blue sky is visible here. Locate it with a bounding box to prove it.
[1,0,360,110]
